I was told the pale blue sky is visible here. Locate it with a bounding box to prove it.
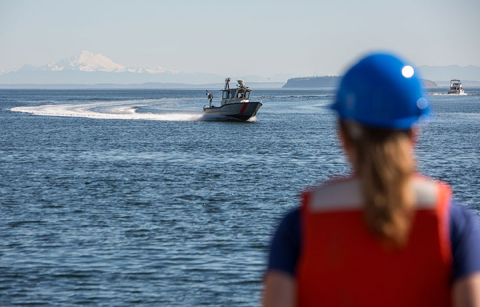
[1,0,479,77]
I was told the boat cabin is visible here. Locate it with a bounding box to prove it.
[448,79,465,94]
[221,78,252,105]
[450,79,463,91]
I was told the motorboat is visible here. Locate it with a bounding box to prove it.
[203,78,262,121]
[448,79,465,94]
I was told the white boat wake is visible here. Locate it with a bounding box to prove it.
[430,93,468,96]
[9,100,205,121]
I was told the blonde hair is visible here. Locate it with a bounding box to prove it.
[340,121,416,248]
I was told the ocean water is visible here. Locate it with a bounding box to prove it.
[1,88,479,306]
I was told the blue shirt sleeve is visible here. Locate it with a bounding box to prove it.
[449,201,480,282]
[267,202,480,283]
[267,208,301,277]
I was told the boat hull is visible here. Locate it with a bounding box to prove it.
[448,89,465,95]
[203,101,262,121]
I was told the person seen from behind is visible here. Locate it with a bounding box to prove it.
[263,53,480,306]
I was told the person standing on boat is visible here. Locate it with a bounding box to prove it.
[263,53,480,307]
[206,90,213,107]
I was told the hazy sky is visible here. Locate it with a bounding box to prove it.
[1,0,479,77]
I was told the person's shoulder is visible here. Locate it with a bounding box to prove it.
[276,207,300,231]
[450,200,479,228]
[285,207,300,219]
[299,175,357,201]
[449,200,480,281]
[304,174,356,190]
[267,207,302,277]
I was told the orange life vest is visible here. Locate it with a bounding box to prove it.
[297,176,452,307]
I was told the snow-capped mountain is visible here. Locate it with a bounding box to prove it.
[0,51,289,86]
[0,51,226,85]
[31,50,173,74]
[44,51,125,72]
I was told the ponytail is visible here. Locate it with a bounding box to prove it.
[340,121,416,248]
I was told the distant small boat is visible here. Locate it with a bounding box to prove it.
[448,79,465,94]
[203,78,262,121]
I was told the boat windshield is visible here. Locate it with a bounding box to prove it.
[236,89,251,99]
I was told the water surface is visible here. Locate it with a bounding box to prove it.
[1,88,479,306]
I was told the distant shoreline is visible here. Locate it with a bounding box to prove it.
[280,76,465,89]
[1,81,479,90]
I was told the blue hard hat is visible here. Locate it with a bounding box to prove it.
[331,53,431,129]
